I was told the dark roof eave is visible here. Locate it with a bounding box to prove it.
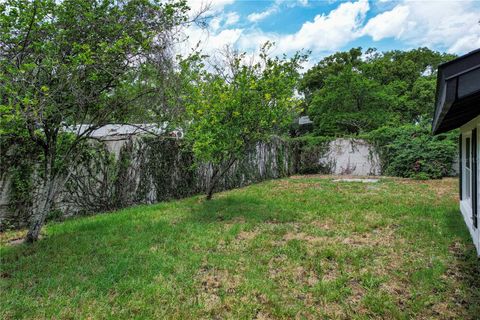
[432,77,457,134]
[433,48,480,134]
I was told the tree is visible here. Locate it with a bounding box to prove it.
[183,44,306,200]
[308,68,395,135]
[302,47,456,135]
[299,47,362,103]
[0,0,192,242]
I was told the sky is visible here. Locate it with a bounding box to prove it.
[183,0,480,68]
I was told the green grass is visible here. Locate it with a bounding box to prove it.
[1,176,479,319]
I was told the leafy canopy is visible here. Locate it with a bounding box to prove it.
[181,44,306,199]
[0,0,191,241]
[184,44,306,165]
[301,47,456,136]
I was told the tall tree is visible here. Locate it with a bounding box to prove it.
[0,0,192,242]
[302,47,456,135]
[299,47,363,103]
[183,44,306,200]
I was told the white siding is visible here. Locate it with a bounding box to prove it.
[460,115,480,256]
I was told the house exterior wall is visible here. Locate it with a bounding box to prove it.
[460,115,480,256]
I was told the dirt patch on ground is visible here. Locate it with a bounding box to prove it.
[347,279,367,314]
[283,232,329,244]
[217,229,260,252]
[321,261,340,282]
[292,266,319,287]
[197,265,243,312]
[253,310,275,320]
[236,230,259,241]
[391,178,458,202]
[268,255,320,288]
[0,230,27,246]
[310,220,334,230]
[433,240,480,319]
[3,234,44,246]
[340,227,398,247]
[279,225,399,250]
[7,238,25,245]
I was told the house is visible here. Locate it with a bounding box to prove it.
[433,48,480,256]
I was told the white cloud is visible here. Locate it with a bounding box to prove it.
[181,25,243,57]
[277,0,311,8]
[179,1,240,57]
[362,5,409,41]
[182,0,371,62]
[208,11,239,32]
[209,16,222,31]
[449,34,480,54]
[363,0,480,54]
[225,12,240,25]
[275,0,370,53]
[247,6,279,23]
[181,0,479,66]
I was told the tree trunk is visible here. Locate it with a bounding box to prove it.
[206,165,219,201]
[25,172,57,243]
[205,157,237,201]
[206,182,215,200]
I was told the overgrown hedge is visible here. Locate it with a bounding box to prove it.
[289,135,332,174]
[365,123,457,179]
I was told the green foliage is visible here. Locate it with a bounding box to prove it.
[0,0,189,138]
[308,68,397,135]
[0,0,190,239]
[0,133,41,230]
[184,44,305,164]
[365,123,458,179]
[299,47,363,103]
[181,43,306,197]
[141,137,198,202]
[289,135,332,174]
[302,47,456,136]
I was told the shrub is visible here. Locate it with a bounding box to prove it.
[365,123,457,179]
[289,135,333,174]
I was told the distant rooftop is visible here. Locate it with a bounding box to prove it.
[298,116,313,125]
[67,123,168,138]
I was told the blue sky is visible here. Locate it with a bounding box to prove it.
[184,0,480,67]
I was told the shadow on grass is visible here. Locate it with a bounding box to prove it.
[184,194,300,225]
[0,194,294,302]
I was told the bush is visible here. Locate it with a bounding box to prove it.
[365,123,457,179]
[289,135,333,174]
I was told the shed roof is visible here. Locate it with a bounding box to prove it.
[72,124,166,138]
[432,49,480,134]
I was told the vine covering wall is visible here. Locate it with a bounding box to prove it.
[0,136,295,229]
[0,135,384,230]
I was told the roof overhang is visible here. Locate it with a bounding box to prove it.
[432,49,480,134]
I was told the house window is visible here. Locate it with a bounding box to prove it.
[466,137,471,199]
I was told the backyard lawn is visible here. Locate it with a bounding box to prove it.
[1,176,479,319]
